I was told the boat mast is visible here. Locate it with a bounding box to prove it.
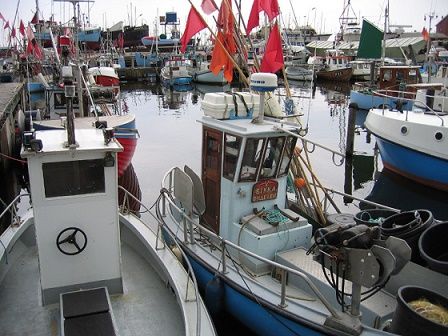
[338,0,358,42]
[381,0,389,65]
[288,0,300,29]
[424,11,437,82]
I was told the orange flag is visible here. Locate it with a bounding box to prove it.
[210,32,236,83]
[180,6,207,53]
[422,27,430,41]
[210,0,236,82]
[260,23,284,73]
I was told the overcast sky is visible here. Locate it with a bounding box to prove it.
[2,0,447,38]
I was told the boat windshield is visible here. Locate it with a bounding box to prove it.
[223,134,242,181]
[43,159,105,197]
[237,135,297,182]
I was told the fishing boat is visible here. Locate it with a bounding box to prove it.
[0,111,216,335]
[309,50,353,81]
[285,65,314,81]
[160,56,193,86]
[77,27,102,50]
[365,86,448,191]
[106,23,150,49]
[156,73,448,336]
[141,36,180,48]
[88,66,120,87]
[191,61,227,85]
[350,65,422,110]
[350,60,372,81]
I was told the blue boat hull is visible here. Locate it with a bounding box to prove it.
[376,136,448,190]
[162,76,193,86]
[350,90,413,111]
[183,248,325,336]
[27,82,45,93]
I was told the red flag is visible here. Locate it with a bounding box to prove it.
[19,20,25,36]
[4,21,9,29]
[217,0,233,34]
[201,0,218,15]
[26,24,43,59]
[422,27,430,41]
[11,27,16,38]
[260,23,284,73]
[31,12,39,25]
[246,0,279,34]
[0,12,5,22]
[260,0,279,21]
[246,0,261,34]
[180,6,207,53]
[118,32,124,49]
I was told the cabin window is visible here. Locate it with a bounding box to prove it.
[223,134,242,181]
[260,137,285,179]
[239,138,265,182]
[408,69,418,83]
[383,69,392,81]
[278,136,298,177]
[54,92,79,109]
[43,159,105,198]
[205,136,220,171]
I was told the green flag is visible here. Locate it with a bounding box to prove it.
[357,19,383,58]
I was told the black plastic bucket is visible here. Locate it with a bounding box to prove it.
[354,209,397,226]
[391,286,448,336]
[419,221,448,274]
[380,209,433,264]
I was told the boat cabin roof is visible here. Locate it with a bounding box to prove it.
[406,83,445,89]
[21,129,122,158]
[200,116,298,138]
[380,65,421,70]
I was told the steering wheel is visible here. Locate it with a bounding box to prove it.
[56,227,87,255]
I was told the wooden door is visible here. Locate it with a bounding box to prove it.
[201,127,222,233]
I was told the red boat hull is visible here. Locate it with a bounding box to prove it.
[116,136,137,177]
[95,75,120,87]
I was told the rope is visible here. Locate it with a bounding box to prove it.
[263,209,289,225]
[0,153,26,164]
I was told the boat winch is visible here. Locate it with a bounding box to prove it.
[311,222,412,332]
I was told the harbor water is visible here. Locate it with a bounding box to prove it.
[120,80,448,222]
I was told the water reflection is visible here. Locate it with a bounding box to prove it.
[159,85,192,111]
[365,168,448,221]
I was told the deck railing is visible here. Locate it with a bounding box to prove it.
[373,89,447,126]
[160,168,341,320]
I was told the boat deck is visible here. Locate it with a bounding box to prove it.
[0,241,184,336]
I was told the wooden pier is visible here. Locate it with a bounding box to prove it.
[0,82,26,232]
[0,82,26,170]
[117,67,159,82]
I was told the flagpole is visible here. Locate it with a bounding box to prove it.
[232,0,261,71]
[187,0,249,86]
[275,18,292,99]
